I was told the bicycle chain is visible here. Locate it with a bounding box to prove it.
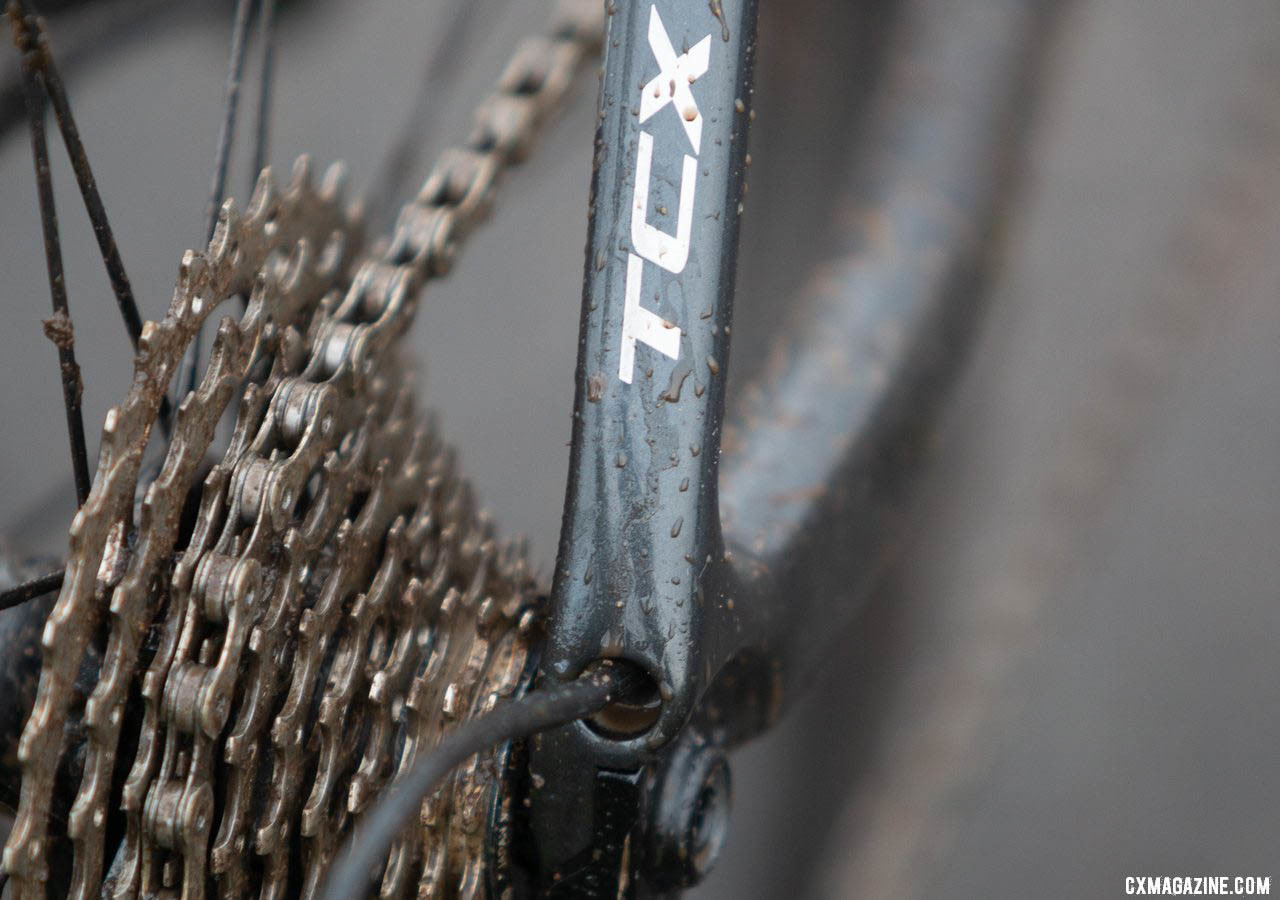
[2,2,603,896]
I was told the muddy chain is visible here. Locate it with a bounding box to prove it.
[1,1,603,897]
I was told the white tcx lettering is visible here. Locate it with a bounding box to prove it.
[631,131,698,275]
[618,6,712,384]
[619,252,680,384]
[639,6,711,154]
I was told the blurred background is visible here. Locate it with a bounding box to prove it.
[1,0,1277,896]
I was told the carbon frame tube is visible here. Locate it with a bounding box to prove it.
[541,0,1058,760]
[539,0,757,761]
[529,2,757,890]
[716,0,1060,733]
[531,0,1058,889]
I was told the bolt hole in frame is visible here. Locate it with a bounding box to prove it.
[529,0,1057,894]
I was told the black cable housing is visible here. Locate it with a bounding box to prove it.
[320,663,645,900]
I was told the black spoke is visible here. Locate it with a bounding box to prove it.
[182,0,255,396]
[249,0,276,193]
[33,20,142,347]
[320,664,645,900]
[204,0,254,245]
[1,0,196,141]
[0,569,64,613]
[21,10,175,436]
[366,0,480,227]
[12,11,92,507]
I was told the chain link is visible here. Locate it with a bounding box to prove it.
[3,1,604,896]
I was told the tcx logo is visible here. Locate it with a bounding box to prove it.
[617,6,712,384]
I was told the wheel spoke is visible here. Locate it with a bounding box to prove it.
[182,0,256,396]
[365,0,481,227]
[250,0,277,194]
[34,20,143,348]
[204,0,255,245]
[21,10,175,436]
[11,9,92,507]
[0,569,64,612]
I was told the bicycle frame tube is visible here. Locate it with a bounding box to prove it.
[531,0,757,891]
[530,0,1057,892]
[541,0,757,762]
[718,0,1060,707]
